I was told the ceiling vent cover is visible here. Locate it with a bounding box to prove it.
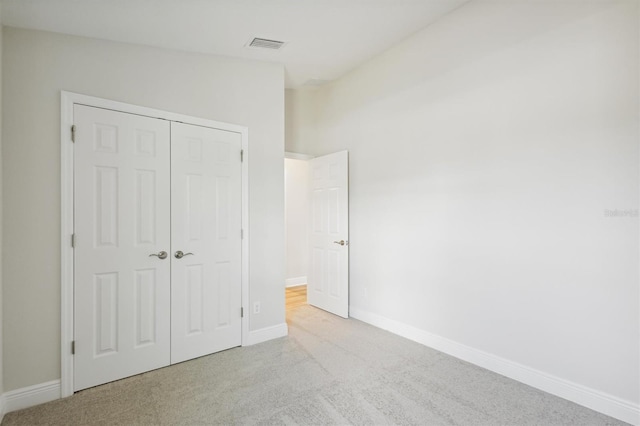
[248,37,286,50]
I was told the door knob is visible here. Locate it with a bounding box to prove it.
[175,250,194,259]
[333,240,348,246]
[149,251,168,260]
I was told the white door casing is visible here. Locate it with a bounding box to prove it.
[308,151,349,318]
[73,105,171,391]
[170,122,243,363]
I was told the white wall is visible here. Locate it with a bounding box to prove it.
[285,89,318,154]
[2,27,285,392]
[284,158,309,286]
[294,0,639,420]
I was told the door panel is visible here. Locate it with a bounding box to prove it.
[170,122,242,364]
[134,269,158,347]
[74,105,171,391]
[308,151,349,318]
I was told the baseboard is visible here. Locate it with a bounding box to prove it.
[3,380,61,414]
[246,322,288,346]
[350,307,640,426]
[285,277,307,287]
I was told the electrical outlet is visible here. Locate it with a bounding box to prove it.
[253,302,261,314]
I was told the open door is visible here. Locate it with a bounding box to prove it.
[308,151,349,318]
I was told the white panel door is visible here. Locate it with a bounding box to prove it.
[74,105,171,391]
[170,122,242,364]
[308,151,349,318]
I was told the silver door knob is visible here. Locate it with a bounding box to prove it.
[333,240,347,246]
[149,251,168,260]
[174,250,194,259]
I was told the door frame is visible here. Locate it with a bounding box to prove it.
[60,91,250,397]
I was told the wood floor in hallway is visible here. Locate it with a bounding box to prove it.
[285,285,307,313]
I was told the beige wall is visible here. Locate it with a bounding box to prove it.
[2,27,285,391]
[295,0,639,410]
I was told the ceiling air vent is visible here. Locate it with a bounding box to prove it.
[247,37,286,50]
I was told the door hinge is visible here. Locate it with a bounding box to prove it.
[240,149,244,162]
[71,125,76,143]
[241,307,244,318]
[71,340,75,355]
[71,233,76,248]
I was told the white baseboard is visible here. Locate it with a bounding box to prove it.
[3,380,61,415]
[350,307,640,426]
[285,277,307,288]
[246,322,288,346]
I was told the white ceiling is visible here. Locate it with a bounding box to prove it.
[0,0,469,88]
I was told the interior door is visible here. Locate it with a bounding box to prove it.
[74,105,171,391]
[308,151,349,318]
[170,122,243,364]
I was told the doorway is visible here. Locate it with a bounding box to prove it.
[284,155,311,318]
[284,151,350,320]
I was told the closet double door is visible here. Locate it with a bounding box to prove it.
[73,105,242,391]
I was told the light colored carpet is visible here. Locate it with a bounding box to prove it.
[2,305,628,425]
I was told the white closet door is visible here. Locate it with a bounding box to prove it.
[74,105,171,391]
[308,151,349,318]
[170,122,242,364]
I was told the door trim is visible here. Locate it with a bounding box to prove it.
[60,91,250,397]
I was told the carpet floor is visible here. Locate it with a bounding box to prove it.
[2,305,627,425]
